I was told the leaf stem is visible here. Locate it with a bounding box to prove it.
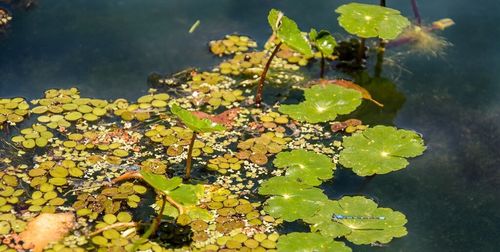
[375,40,387,77]
[356,38,366,66]
[184,132,197,180]
[152,194,167,234]
[410,0,422,25]
[320,52,325,79]
[255,42,282,106]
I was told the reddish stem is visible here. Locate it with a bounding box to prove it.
[255,42,282,106]
[184,132,197,180]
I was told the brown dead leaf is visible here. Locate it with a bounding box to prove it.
[191,108,240,127]
[19,212,75,252]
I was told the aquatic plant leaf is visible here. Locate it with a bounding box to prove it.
[170,104,225,133]
[259,177,328,221]
[277,232,352,252]
[268,9,313,56]
[335,3,410,40]
[190,107,240,127]
[279,84,362,123]
[303,200,351,238]
[169,184,204,205]
[339,126,426,176]
[320,79,383,107]
[140,171,182,193]
[309,29,337,56]
[329,196,408,245]
[273,150,335,186]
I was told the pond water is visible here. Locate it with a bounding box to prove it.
[1,0,499,251]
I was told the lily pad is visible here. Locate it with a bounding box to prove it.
[279,85,362,123]
[339,126,426,176]
[303,200,351,238]
[170,104,225,133]
[268,9,313,56]
[309,29,337,56]
[276,232,351,252]
[259,177,328,221]
[273,150,335,186]
[335,3,410,40]
[329,196,408,245]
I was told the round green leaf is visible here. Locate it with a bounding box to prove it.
[273,150,335,186]
[279,85,362,123]
[335,3,410,40]
[139,171,182,193]
[268,9,313,56]
[329,196,408,245]
[309,29,337,55]
[170,104,225,133]
[277,232,352,252]
[339,126,426,176]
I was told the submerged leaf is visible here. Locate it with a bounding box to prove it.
[19,213,75,252]
[320,79,383,107]
[277,232,352,252]
[268,9,313,56]
[273,150,335,186]
[171,104,225,133]
[279,84,362,123]
[339,126,426,176]
[335,3,410,40]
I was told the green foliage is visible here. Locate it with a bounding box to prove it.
[273,150,335,186]
[309,29,337,55]
[140,171,182,193]
[304,196,408,245]
[279,84,362,123]
[258,177,328,221]
[268,9,313,56]
[277,232,352,252]
[335,3,410,40]
[170,104,225,133]
[339,126,426,176]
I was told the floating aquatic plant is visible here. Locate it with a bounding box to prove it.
[255,9,313,106]
[276,232,351,252]
[279,84,362,123]
[339,125,426,176]
[273,150,335,186]
[170,104,225,180]
[309,29,337,78]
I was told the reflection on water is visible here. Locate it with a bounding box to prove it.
[1,0,500,251]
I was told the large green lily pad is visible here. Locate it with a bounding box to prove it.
[339,125,426,176]
[309,29,337,56]
[279,84,362,123]
[259,176,328,221]
[268,9,313,56]
[335,3,410,40]
[273,150,335,186]
[328,196,408,245]
[277,232,352,252]
[170,104,225,133]
[303,200,351,238]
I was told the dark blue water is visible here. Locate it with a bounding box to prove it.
[1,0,499,251]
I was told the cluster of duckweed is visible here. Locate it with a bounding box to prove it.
[187,71,227,90]
[112,92,170,121]
[330,118,367,133]
[0,8,12,27]
[11,124,53,149]
[236,132,290,166]
[205,89,245,109]
[145,124,214,157]
[31,88,110,128]
[218,52,267,76]
[209,35,257,56]
[207,154,244,174]
[0,98,29,129]
[0,171,24,214]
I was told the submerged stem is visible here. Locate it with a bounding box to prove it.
[255,42,282,106]
[152,194,167,234]
[410,0,422,25]
[356,38,366,67]
[184,132,197,180]
[380,0,386,7]
[320,52,325,79]
[375,40,387,77]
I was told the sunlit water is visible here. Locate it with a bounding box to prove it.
[1,0,499,251]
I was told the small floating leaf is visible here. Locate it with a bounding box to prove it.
[335,3,410,40]
[309,29,337,55]
[339,126,426,176]
[140,171,182,193]
[276,232,351,252]
[273,150,335,186]
[279,85,362,123]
